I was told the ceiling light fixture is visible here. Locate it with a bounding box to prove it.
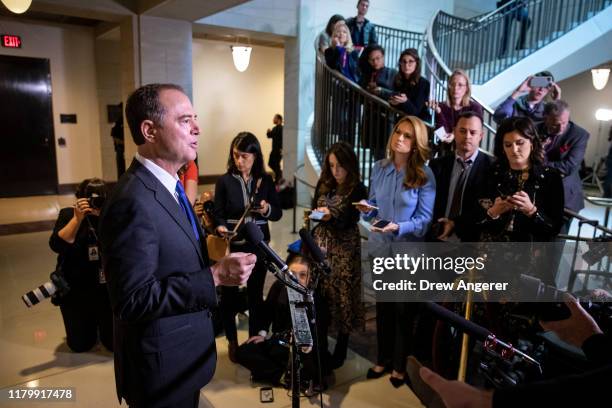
[231,45,252,72]
[1,0,32,14]
[591,68,610,91]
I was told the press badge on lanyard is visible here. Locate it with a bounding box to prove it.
[88,245,100,261]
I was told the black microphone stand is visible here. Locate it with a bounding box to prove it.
[263,260,325,408]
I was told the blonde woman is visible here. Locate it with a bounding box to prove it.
[356,116,436,387]
[430,69,484,141]
[324,21,360,83]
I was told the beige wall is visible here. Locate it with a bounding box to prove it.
[192,39,284,176]
[95,38,122,182]
[0,18,102,185]
[558,67,612,166]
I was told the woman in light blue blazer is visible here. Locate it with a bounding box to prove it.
[357,115,436,387]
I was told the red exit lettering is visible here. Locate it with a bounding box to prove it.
[2,35,22,48]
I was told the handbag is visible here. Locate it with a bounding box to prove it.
[206,178,262,262]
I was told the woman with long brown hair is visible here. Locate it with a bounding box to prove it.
[311,141,368,371]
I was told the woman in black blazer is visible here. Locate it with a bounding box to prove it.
[389,48,431,123]
[214,132,282,362]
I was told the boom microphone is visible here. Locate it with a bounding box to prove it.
[425,302,491,340]
[243,222,288,273]
[298,228,331,275]
[425,302,540,367]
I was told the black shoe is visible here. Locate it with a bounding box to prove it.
[329,355,346,370]
[366,366,388,379]
[390,376,405,388]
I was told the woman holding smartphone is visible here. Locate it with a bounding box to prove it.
[472,117,564,244]
[214,132,282,362]
[356,116,436,387]
[311,142,367,371]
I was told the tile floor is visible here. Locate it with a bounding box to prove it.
[0,188,425,408]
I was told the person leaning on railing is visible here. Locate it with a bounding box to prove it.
[428,69,483,156]
[493,71,561,125]
[324,21,360,83]
[389,48,431,123]
[324,21,361,144]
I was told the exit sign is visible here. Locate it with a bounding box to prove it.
[2,35,22,48]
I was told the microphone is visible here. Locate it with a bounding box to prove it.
[425,302,491,340]
[424,302,540,367]
[243,222,288,273]
[299,228,331,275]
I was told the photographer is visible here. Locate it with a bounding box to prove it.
[493,71,561,125]
[418,296,612,407]
[49,178,113,352]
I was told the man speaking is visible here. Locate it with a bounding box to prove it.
[100,83,256,407]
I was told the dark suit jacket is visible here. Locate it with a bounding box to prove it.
[99,159,217,407]
[539,121,589,212]
[429,151,495,241]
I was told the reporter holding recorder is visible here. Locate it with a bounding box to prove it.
[356,116,436,387]
[49,178,113,352]
[213,132,282,362]
[311,141,367,371]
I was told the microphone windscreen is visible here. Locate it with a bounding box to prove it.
[299,228,325,263]
[425,302,491,340]
[243,222,264,245]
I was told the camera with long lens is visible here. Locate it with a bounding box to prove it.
[22,270,70,308]
[77,178,107,210]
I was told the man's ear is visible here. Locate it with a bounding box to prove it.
[141,120,156,143]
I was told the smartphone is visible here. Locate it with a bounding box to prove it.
[529,76,552,88]
[250,204,263,211]
[371,219,390,228]
[309,210,326,220]
[260,387,274,403]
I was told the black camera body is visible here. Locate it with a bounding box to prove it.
[76,178,107,210]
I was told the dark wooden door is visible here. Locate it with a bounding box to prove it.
[0,55,57,197]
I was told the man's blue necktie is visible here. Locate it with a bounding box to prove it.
[175,181,199,241]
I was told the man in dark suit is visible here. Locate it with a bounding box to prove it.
[538,100,589,233]
[429,111,494,242]
[99,83,256,408]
